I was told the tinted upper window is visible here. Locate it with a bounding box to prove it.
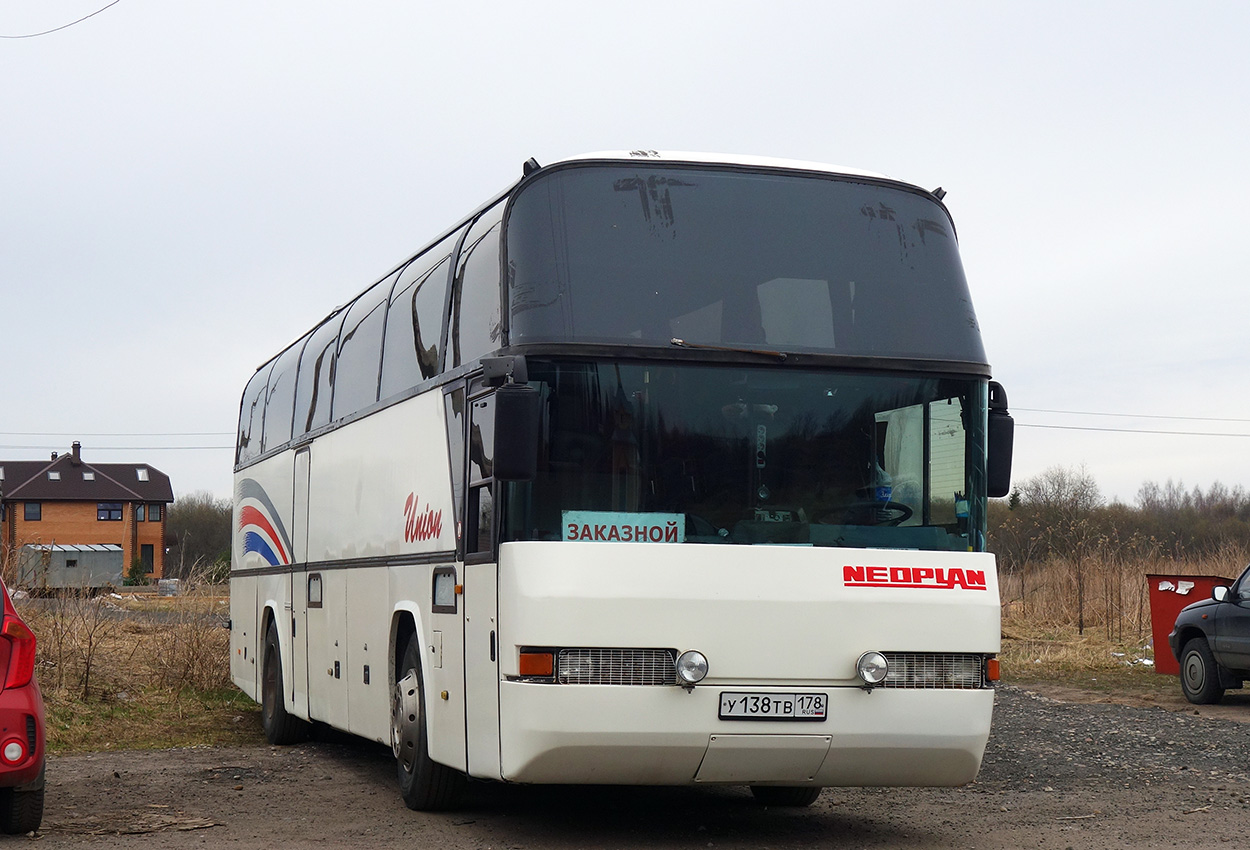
[294,313,344,437]
[237,362,273,465]
[261,339,305,453]
[506,164,987,365]
[332,278,391,420]
[450,205,504,369]
[380,229,462,399]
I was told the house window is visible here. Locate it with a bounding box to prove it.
[136,468,149,482]
[24,503,40,522]
[48,471,60,481]
[83,471,95,481]
[66,559,78,569]
[141,544,154,573]
[97,503,123,521]
[136,505,146,522]
[149,504,162,522]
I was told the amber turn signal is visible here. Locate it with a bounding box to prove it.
[986,658,1000,682]
[519,651,554,677]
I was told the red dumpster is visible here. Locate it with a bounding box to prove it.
[1146,574,1233,675]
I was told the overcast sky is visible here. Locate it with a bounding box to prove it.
[3,1,1248,505]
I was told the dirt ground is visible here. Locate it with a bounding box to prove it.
[23,682,1250,850]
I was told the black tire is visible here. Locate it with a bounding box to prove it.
[392,633,465,810]
[262,623,310,745]
[1179,637,1225,705]
[0,763,45,834]
[749,785,823,807]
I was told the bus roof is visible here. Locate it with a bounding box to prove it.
[551,150,894,183]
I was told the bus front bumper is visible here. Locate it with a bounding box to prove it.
[497,681,993,786]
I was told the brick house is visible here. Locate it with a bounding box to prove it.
[0,442,175,585]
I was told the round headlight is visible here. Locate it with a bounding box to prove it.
[857,651,889,686]
[676,650,709,685]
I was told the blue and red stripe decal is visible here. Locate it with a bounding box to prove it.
[236,478,293,567]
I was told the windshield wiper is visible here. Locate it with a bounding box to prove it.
[670,338,788,362]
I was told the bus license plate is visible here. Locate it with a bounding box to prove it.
[718,692,828,721]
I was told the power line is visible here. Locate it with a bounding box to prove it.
[0,0,121,38]
[0,445,232,452]
[0,431,233,438]
[1016,407,1250,424]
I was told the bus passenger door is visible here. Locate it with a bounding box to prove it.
[292,447,310,716]
[303,447,349,731]
[463,390,501,779]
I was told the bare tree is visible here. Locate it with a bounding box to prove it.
[164,491,232,580]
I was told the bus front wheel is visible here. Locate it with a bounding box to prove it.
[392,633,465,810]
[750,785,823,807]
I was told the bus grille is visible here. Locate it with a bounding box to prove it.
[881,653,986,689]
[557,648,677,685]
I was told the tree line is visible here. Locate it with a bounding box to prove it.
[989,465,1250,636]
[163,491,232,581]
[990,466,1250,571]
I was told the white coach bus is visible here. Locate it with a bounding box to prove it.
[230,151,1014,810]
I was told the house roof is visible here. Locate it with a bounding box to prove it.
[0,451,174,503]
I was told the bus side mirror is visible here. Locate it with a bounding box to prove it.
[493,383,540,482]
[987,381,1014,499]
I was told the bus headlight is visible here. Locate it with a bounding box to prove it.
[857,651,889,687]
[676,650,709,686]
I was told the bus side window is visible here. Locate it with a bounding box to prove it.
[237,362,273,465]
[381,234,459,400]
[444,388,466,552]
[450,205,504,369]
[294,314,345,437]
[332,278,391,421]
[466,395,495,559]
[260,339,306,454]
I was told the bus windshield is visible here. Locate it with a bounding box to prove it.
[506,163,986,365]
[502,360,988,552]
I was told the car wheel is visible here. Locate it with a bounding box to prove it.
[749,785,823,807]
[262,623,309,745]
[1180,637,1225,705]
[0,763,44,834]
[392,633,465,810]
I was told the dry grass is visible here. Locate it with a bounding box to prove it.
[16,577,265,754]
[1000,545,1245,640]
[998,617,1176,697]
[998,547,1246,697]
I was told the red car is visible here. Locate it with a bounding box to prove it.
[0,582,44,834]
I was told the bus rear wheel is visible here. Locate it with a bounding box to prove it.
[261,623,309,745]
[392,633,465,810]
[750,785,823,807]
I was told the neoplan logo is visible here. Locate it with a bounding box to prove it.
[843,564,988,591]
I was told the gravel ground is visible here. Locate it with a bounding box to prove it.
[28,684,1250,849]
[983,685,1250,794]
